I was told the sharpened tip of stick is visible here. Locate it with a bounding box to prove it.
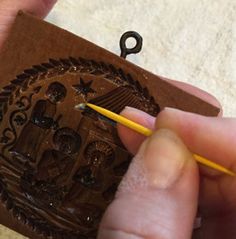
[75,103,86,111]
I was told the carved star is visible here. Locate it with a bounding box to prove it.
[73,78,96,98]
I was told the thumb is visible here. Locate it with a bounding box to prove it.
[98,129,199,239]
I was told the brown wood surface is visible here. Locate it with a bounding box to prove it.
[0,11,219,239]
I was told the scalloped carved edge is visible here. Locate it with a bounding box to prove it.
[0,57,160,238]
[0,57,159,122]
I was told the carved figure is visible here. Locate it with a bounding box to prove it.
[20,127,81,206]
[35,149,74,183]
[10,82,66,162]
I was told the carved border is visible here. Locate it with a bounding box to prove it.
[0,57,159,122]
[0,57,160,239]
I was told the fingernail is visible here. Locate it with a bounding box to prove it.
[164,107,183,113]
[123,106,147,115]
[118,129,190,194]
[143,129,188,188]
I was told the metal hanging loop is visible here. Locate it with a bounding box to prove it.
[119,31,143,59]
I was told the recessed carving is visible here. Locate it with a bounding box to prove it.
[0,57,160,238]
[73,77,96,99]
[103,183,119,202]
[36,149,74,182]
[113,158,132,176]
[65,202,102,228]
[73,141,115,190]
[20,168,67,208]
[45,81,67,104]
[84,141,115,167]
[53,128,81,155]
[9,82,66,163]
[74,166,99,188]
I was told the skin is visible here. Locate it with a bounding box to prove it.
[114,108,236,239]
[0,1,232,238]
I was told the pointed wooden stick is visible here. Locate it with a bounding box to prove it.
[75,103,235,177]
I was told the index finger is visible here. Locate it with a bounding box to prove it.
[118,81,222,155]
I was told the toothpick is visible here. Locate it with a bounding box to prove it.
[75,103,235,177]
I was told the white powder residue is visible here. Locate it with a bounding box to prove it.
[117,155,149,195]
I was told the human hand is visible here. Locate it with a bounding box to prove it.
[154,108,236,239]
[98,104,236,239]
[0,0,56,49]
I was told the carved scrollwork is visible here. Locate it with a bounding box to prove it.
[74,141,115,190]
[0,57,160,239]
[1,95,32,154]
[0,57,160,124]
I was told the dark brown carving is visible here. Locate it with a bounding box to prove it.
[73,78,96,99]
[9,82,65,163]
[0,12,220,239]
[0,56,159,238]
[53,128,81,155]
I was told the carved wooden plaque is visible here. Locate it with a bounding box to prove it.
[0,12,219,239]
